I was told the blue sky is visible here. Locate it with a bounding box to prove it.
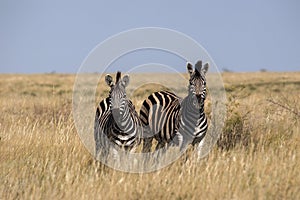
[0,0,299,73]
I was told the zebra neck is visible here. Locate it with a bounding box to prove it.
[186,95,204,113]
[179,95,206,138]
[112,103,134,130]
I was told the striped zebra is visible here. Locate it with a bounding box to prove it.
[139,60,209,152]
[94,71,142,160]
[178,60,209,150]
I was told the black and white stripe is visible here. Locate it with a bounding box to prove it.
[139,61,209,152]
[177,61,209,150]
[139,90,181,152]
[94,72,142,159]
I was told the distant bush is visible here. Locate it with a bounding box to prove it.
[260,68,267,72]
[217,92,250,150]
[222,68,233,73]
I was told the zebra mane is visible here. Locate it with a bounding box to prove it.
[195,60,202,76]
[116,71,121,83]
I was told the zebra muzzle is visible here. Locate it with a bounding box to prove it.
[112,108,122,121]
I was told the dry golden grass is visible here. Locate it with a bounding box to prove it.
[1,72,299,199]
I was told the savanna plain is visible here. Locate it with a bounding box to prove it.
[1,72,299,199]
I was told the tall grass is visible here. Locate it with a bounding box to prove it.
[0,72,299,199]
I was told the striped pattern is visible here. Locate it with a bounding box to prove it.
[176,61,208,150]
[177,61,209,150]
[94,72,142,159]
[140,90,181,152]
[139,61,209,152]
[180,100,208,146]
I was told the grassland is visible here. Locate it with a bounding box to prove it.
[0,72,299,199]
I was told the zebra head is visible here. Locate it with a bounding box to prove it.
[105,71,130,118]
[186,60,209,108]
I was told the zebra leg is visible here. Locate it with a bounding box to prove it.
[154,141,167,162]
[191,132,206,147]
[180,133,194,152]
[98,133,112,163]
[177,134,194,163]
[141,126,155,166]
[95,141,101,160]
[142,137,153,153]
[142,137,154,167]
[107,146,120,168]
[95,131,107,161]
[98,148,108,163]
[96,145,109,163]
[155,141,167,151]
[169,132,183,148]
[141,124,154,153]
[191,133,207,161]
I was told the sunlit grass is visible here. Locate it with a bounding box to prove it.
[0,72,299,199]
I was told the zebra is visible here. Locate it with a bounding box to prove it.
[139,60,209,153]
[177,60,209,151]
[94,71,142,160]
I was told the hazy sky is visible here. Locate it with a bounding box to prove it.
[0,0,299,73]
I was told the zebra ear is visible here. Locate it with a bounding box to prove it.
[202,62,209,75]
[105,74,114,87]
[187,62,193,76]
[122,74,130,87]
